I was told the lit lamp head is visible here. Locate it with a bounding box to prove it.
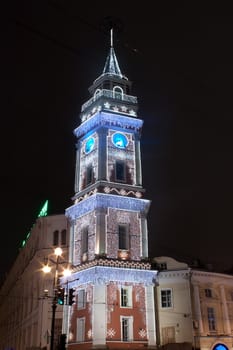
[63,268,72,277]
[42,264,52,273]
[54,247,63,257]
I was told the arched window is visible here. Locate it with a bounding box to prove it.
[113,86,123,100]
[94,89,101,101]
[53,230,59,246]
[61,229,67,246]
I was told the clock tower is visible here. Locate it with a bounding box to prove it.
[63,30,157,349]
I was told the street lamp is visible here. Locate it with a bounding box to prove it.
[42,247,70,350]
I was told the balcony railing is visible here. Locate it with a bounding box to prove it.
[81,89,138,112]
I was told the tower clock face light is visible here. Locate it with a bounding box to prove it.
[112,133,128,148]
[85,137,95,153]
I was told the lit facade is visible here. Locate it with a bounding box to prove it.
[153,257,193,348]
[191,269,233,350]
[0,210,69,350]
[62,34,157,349]
[152,257,233,350]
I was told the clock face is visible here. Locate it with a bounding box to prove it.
[112,133,128,149]
[85,137,95,153]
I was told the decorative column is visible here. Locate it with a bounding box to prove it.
[140,213,149,258]
[220,284,231,335]
[145,284,156,348]
[193,283,204,334]
[92,282,107,348]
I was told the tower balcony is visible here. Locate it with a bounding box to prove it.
[80,89,138,123]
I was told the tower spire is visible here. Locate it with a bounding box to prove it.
[110,27,113,48]
[101,28,125,78]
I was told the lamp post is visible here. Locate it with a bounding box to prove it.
[42,247,67,350]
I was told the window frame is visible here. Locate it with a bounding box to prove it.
[207,307,216,331]
[118,224,129,250]
[205,288,212,298]
[161,288,173,308]
[76,317,85,342]
[120,316,133,341]
[53,230,59,246]
[61,229,67,246]
[77,289,86,310]
[115,160,126,182]
[86,164,93,185]
[81,227,88,255]
[120,286,132,308]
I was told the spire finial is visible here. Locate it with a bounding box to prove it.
[110,28,113,48]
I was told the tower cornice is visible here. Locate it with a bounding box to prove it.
[74,111,143,140]
[66,193,151,221]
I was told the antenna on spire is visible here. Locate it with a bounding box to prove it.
[110,28,113,48]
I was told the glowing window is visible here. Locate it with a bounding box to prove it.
[112,133,128,148]
[85,137,95,153]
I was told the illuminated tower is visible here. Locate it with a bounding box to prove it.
[63,30,157,349]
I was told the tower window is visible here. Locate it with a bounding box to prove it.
[86,165,93,185]
[121,286,132,307]
[118,224,129,250]
[207,307,216,331]
[61,229,67,245]
[113,86,123,100]
[81,227,88,255]
[161,289,173,308]
[115,161,126,182]
[53,230,59,246]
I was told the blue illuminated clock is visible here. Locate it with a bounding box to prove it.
[85,137,95,153]
[112,133,128,149]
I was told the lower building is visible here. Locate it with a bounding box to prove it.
[0,212,69,350]
[152,257,233,350]
[191,269,233,350]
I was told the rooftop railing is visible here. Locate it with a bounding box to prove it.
[81,89,138,112]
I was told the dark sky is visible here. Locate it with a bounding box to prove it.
[1,1,233,282]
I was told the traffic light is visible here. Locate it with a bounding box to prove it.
[57,288,65,305]
[68,288,75,305]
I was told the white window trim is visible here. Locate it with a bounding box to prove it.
[160,288,173,308]
[120,285,132,308]
[77,289,86,310]
[120,315,133,341]
[76,317,85,342]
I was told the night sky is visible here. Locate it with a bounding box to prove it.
[1,2,233,283]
